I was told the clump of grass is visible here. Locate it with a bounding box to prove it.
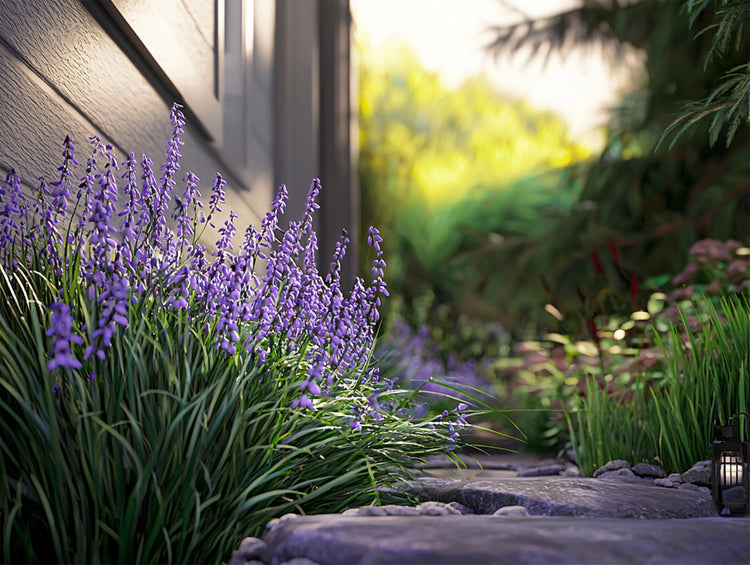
[0,104,469,563]
[570,294,749,476]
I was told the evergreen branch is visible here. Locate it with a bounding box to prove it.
[660,64,750,149]
[660,0,750,149]
[484,1,646,65]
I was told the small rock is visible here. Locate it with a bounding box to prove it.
[593,460,631,478]
[279,559,320,565]
[632,463,667,478]
[351,506,388,516]
[516,461,566,477]
[493,505,529,517]
[679,483,711,495]
[681,460,712,487]
[597,468,637,480]
[264,513,300,534]
[228,537,267,565]
[720,485,749,510]
[561,466,581,477]
[448,501,474,514]
[382,505,420,516]
[417,501,462,516]
[654,474,683,488]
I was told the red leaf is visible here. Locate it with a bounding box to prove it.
[590,250,603,276]
[630,273,639,304]
[607,240,619,263]
[540,274,552,295]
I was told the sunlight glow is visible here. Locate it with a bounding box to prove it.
[351,0,643,147]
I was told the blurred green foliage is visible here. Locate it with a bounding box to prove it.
[358,40,592,332]
[501,238,750,455]
[358,0,749,339]
[570,293,749,476]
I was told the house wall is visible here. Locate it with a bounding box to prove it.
[0,0,356,278]
[275,0,358,283]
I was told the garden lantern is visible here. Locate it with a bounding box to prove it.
[711,413,749,516]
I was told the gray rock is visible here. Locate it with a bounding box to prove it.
[516,461,567,477]
[493,505,529,517]
[417,501,462,516]
[596,468,637,480]
[682,460,712,486]
[347,506,387,516]
[721,486,749,510]
[265,513,301,534]
[228,537,267,565]
[448,501,474,514]
[655,473,684,488]
[562,465,581,477]
[632,463,667,478]
[592,459,631,478]
[410,476,716,518]
[279,559,319,565]
[679,483,711,495]
[261,515,750,565]
[381,505,420,516]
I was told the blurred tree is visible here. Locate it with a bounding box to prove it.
[358,0,748,340]
[358,40,591,322]
[465,0,750,336]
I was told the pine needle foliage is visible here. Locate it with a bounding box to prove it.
[660,0,750,148]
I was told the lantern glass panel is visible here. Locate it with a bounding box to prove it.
[719,452,744,488]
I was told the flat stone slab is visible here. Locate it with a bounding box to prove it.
[410,477,716,518]
[262,515,750,564]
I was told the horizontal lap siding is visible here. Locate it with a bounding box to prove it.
[0,0,270,240]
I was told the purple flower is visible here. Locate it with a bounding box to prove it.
[7,103,404,429]
[48,135,78,213]
[292,395,314,410]
[0,168,27,263]
[47,302,83,372]
[206,173,226,227]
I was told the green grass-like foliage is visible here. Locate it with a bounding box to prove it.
[0,258,459,563]
[0,107,467,563]
[570,294,749,476]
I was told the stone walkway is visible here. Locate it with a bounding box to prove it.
[229,451,750,565]
[257,515,750,564]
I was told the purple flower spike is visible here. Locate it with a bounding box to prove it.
[6,104,403,430]
[47,302,83,372]
[292,395,315,410]
[48,135,78,213]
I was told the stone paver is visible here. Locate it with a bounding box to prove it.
[411,476,716,518]
[260,515,750,565]
[231,452,750,564]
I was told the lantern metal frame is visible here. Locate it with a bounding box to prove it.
[711,412,749,516]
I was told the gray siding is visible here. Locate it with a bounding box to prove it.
[0,0,356,278]
[276,0,358,282]
[0,0,272,241]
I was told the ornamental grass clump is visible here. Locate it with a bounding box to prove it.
[569,294,749,477]
[0,103,468,564]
